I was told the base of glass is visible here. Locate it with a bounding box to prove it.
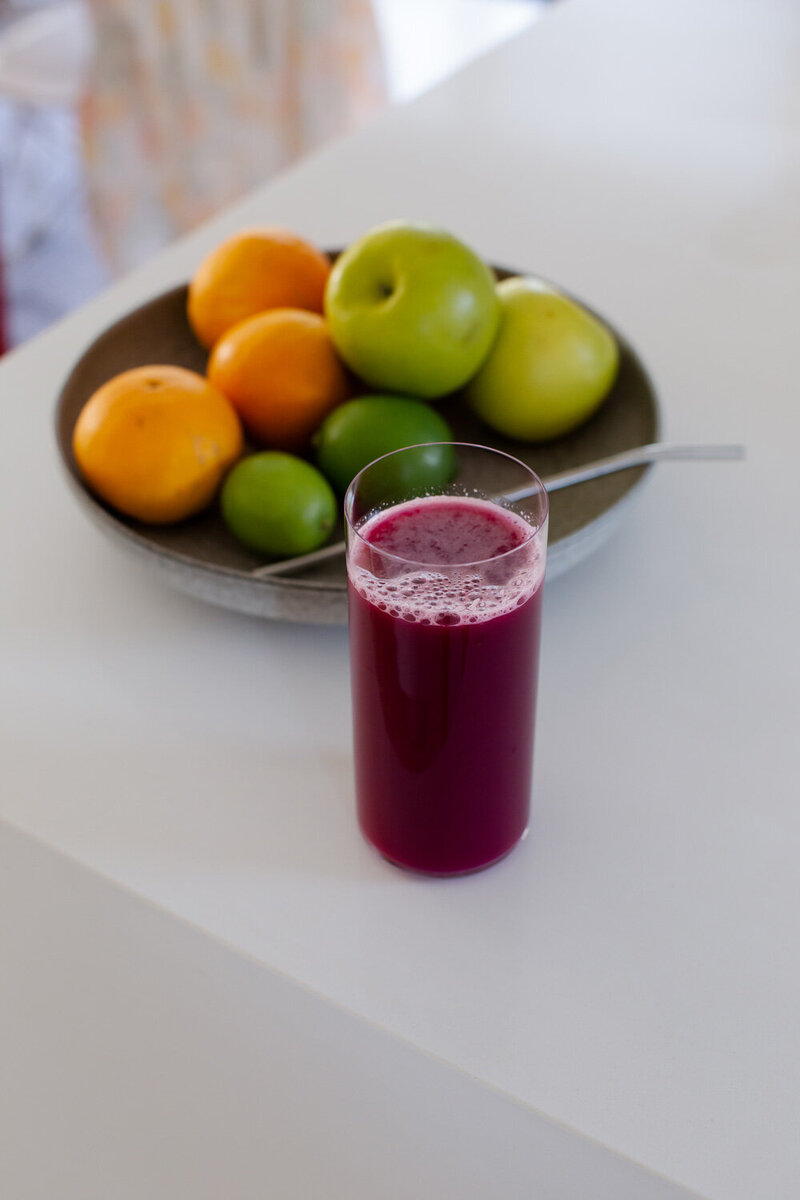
[367,826,529,878]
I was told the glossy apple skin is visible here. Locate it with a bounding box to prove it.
[324,222,500,399]
[465,277,620,441]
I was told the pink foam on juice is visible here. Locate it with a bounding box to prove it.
[351,495,544,626]
[348,495,545,875]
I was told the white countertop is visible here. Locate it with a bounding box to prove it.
[2,1,798,1197]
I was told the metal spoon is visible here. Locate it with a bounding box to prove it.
[251,441,745,579]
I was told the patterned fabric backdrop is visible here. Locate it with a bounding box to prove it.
[81,0,385,271]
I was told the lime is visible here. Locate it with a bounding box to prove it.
[221,452,337,557]
[314,394,455,495]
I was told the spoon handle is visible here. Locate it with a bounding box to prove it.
[502,441,745,501]
[253,537,348,578]
[251,441,745,579]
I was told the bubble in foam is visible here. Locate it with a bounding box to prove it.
[435,612,459,626]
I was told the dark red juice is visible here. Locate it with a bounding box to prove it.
[347,496,545,875]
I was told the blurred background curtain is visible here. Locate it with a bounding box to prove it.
[81,0,386,272]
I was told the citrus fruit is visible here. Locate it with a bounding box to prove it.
[221,452,337,557]
[465,277,619,441]
[314,394,454,494]
[207,308,350,451]
[188,227,331,348]
[72,365,243,524]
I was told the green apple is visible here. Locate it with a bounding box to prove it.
[465,277,620,441]
[325,221,500,398]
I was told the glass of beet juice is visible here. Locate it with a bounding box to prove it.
[345,443,549,876]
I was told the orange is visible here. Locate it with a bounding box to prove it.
[72,365,243,524]
[208,308,350,451]
[187,226,331,348]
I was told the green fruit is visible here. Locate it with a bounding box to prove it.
[465,277,620,442]
[315,394,455,494]
[325,221,500,398]
[221,452,337,557]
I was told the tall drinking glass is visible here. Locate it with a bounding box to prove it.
[345,443,549,876]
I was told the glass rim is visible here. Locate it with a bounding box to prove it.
[344,441,549,572]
